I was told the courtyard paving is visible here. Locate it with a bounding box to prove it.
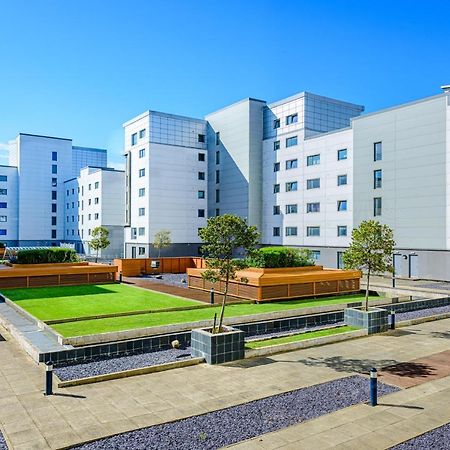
[0,319,449,449]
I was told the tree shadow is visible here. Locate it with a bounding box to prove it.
[382,362,435,378]
[430,331,450,339]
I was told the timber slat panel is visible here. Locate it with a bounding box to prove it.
[0,277,28,289]
[261,285,289,300]
[289,283,314,297]
[29,275,59,287]
[315,281,338,294]
[60,274,89,285]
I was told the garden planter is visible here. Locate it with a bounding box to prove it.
[344,307,389,334]
[191,326,245,364]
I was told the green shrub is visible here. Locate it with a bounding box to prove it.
[245,247,315,268]
[16,248,79,264]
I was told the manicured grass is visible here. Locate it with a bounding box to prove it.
[245,326,358,349]
[5,284,199,320]
[51,294,378,337]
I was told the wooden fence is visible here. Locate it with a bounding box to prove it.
[113,257,205,277]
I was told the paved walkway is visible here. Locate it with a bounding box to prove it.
[0,319,449,449]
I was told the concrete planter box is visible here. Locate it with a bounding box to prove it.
[344,307,389,334]
[191,326,245,364]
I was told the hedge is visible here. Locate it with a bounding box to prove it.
[16,248,79,264]
[246,247,315,268]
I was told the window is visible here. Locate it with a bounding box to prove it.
[73,202,75,208]
[131,133,137,146]
[0,176,7,182]
[198,153,205,162]
[66,203,69,209]
[374,142,382,161]
[286,136,298,147]
[285,227,298,236]
[52,191,57,200]
[337,149,347,160]
[72,215,75,222]
[139,129,146,139]
[337,174,348,186]
[52,178,57,187]
[95,182,99,189]
[215,189,220,203]
[307,202,320,213]
[215,132,220,145]
[51,230,57,239]
[52,151,57,161]
[215,170,220,183]
[139,168,145,177]
[285,181,298,192]
[81,187,84,196]
[0,229,6,236]
[138,188,145,197]
[138,227,145,236]
[198,172,205,180]
[88,184,92,191]
[286,113,298,125]
[273,227,280,237]
[273,118,280,129]
[52,164,57,174]
[0,203,6,208]
[337,200,347,211]
[273,205,280,215]
[52,204,57,213]
[273,162,280,172]
[285,159,298,170]
[337,251,345,269]
[273,140,280,151]
[374,169,382,189]
[374,197,382,216]
[72,188,74,194]
[215,151,220,164]
[273,184,280,193]
[307,154,320,166]
[311,250,320,261]
[88,199,91,206]
[94,198,99,204]
[215,208,220,216]
[51,216,57,226]
[138,207,145,216]
[0,189,6,195]
[307,178,320,189]
[285,204,298,214]
[131,228,137,239]
[139,247,146,255]
[139,149,145,158]
[198,209,205,217]
[337,226,348,236]
[0,216,7,222]
[198,134,205,143]
[94,213,99,220]
[307,226,320,237]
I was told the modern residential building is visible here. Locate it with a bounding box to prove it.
[123,111,208,258]
[64,167,125,258]
[124,86,450,280]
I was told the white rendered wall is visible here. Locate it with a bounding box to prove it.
[0,165,19,242]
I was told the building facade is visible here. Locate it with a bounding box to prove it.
[124,88,450,280]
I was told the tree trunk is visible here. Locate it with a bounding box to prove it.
[95,248,99,263]
[365,269,370,311]
[217,267,229,333]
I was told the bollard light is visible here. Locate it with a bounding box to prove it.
[370,367,378,406]
[44,360,53,396]
[119,272,123,283]
[390,310,396,330]
[210,288,215,305]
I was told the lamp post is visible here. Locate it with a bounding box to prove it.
[392,253,408,288]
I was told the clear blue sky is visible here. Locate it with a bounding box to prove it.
[1,0,449,168]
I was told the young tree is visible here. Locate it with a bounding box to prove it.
[343,220,395,311]
[89,226,110,263]
[153,230,172,257]
[198,214,259,333]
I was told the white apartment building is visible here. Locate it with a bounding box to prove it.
[64,167,125,258]
[125,87,450,280]
[123,111,208,258]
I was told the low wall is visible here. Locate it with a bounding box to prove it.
[0,263,117,289]
[113,257,205,277]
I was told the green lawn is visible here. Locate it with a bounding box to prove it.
[50,293,378,337]
[245,326,358,349]
[5,284,199,320]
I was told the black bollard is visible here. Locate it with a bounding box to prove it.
[119,272,123,283]
[370,368,377,406]
[210,288,215,305]
[44,361,53,396]
[390,311,396,330]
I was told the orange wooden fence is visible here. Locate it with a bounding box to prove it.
[113,257,205,277]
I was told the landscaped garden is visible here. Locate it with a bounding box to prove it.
[3,283,379,337]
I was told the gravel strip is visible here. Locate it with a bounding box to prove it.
[397,305,450,322]
[0,431,7,450]
[244,322,345,341]
[55,346,192,382]
[391,422,450,449]
[74,375,398,450]
[140,273,188,288]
